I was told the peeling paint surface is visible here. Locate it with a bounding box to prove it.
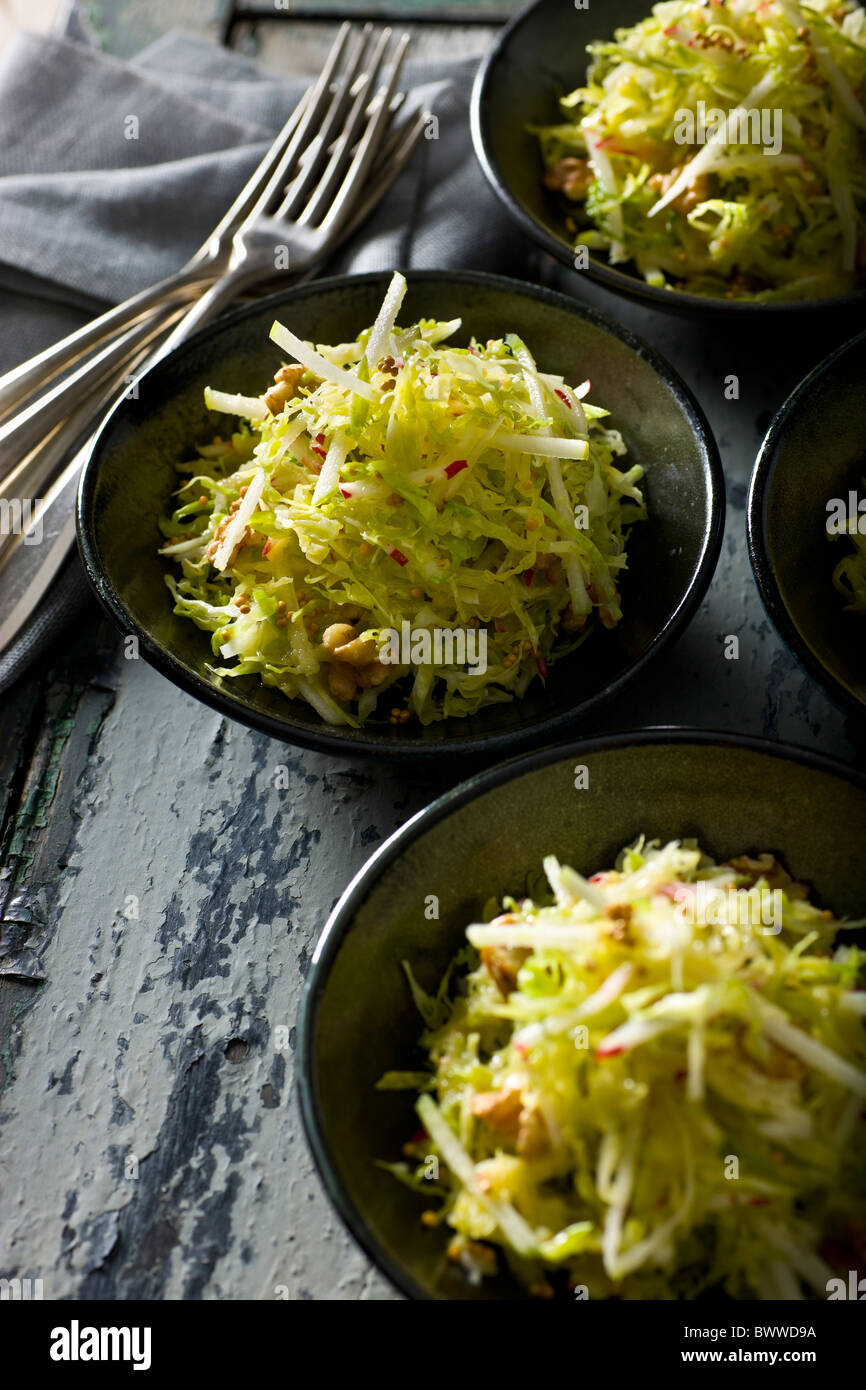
[1,245,864,1303]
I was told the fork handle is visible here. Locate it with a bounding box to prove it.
[0,262,213,425]
[147,265,268,365]
[0,296,197,510]
[0,283,223,475]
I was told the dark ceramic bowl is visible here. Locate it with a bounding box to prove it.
[299,729,866,1300]
[748,330,866,721]
[471,0,866,317]
[77,270,722,760]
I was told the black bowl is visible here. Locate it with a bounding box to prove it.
[77,270,723,760]
[299,729,866,1300]
[471,0,866,317]
[748,330,866,721]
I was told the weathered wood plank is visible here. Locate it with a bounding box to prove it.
[0,637,449,1298]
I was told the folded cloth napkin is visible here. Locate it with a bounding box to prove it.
[0,12,526,694]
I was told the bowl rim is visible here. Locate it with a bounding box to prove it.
[76,266,724,760]
[470,0,866,318]
[298,725,866,1301]
[746,327,866,722]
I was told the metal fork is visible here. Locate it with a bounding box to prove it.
[0,100,428,656]
[0,26,413,502]
[0,26,346,425]
[151,28,411,361]
[0,24,407,477]
[0,92,425,527]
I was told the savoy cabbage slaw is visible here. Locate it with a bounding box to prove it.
[380,839,866,1298]
[535,0,866,300]
[159,273,644,727]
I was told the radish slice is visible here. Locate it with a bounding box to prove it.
[494,432,589,460]
[510,340,592,617]
[584,130,626,258]
[365,271,408,370]
[338,480,387,501]
[466,923,597,951]
[270,320,378,401]
[406,459,469,487]
[579,963,634,1020]
[648,72,777,218]
[312,432,348,504]
[597,1016,677,1058]
[211,467,266,572]
[204,387,268,422]
[416,1095,538,1256]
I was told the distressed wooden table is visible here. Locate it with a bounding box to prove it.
[1,3,864,1302]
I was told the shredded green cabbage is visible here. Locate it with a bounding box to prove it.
[159,273,644,727]
[534,0,866,300]
[382,839,866,1297]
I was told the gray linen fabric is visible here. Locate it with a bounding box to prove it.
[0,17,524,694]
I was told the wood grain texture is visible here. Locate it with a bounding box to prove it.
[1,626,447,1299]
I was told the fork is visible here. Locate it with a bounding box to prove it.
[0,93,425,533]
[0,87,428,649]
[0,24,408,474]
[0,26,414,503]
[0,25,342,425]
[0,301,193,511]
[151,30,411,360]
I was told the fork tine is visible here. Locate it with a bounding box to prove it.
[0,512,77,655]
[0,63,324,426]
[289,81,373,226]
[278,25,378,221]
[295,31,408,231]
[198,84,312,259]
[277,76,407,229]
[315,33,411,238]
[370,102,426,179]
[333,106,428,250]
[242,19,358,227]
[0,299,180,460]
[387,91,407,123]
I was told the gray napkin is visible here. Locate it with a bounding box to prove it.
[0,16,525,694]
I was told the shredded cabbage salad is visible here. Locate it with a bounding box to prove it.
[535,0,866,300]
[159,273,644,727]
[831,479,866,612]
[379,839,866,1298]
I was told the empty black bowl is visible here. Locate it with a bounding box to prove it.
[77,270,722,760]
[748,330,866,721]
[471,0,866,317]
[299,729,866,1300]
